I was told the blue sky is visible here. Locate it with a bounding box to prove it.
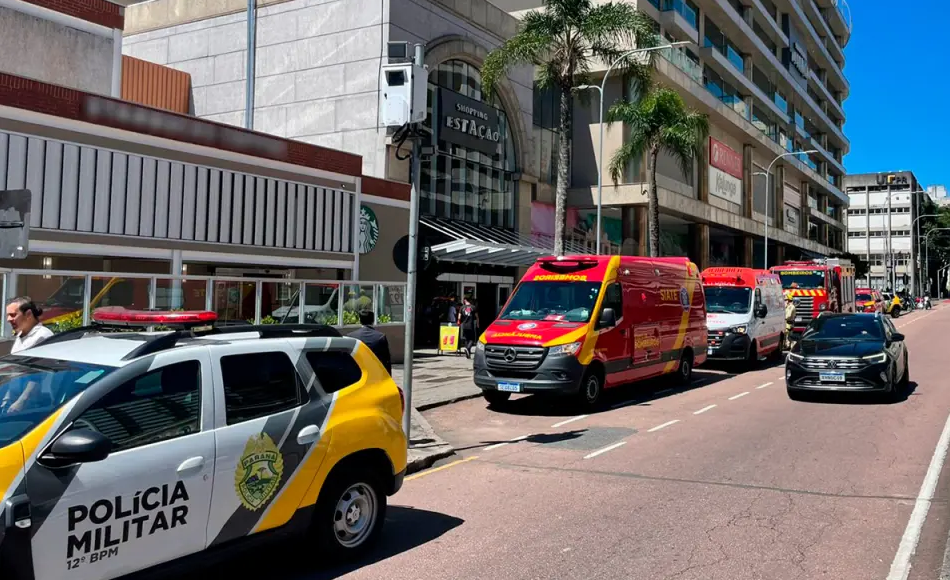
[843,0,949,188]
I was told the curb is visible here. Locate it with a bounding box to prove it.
[406,408,457,475]
[416,392,483,411]
[406,448,457,475]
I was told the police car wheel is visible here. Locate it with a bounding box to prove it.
[315,467,387,557]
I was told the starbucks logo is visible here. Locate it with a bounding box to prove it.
[359,204,379,254]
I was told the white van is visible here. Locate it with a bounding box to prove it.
[701,267,786,367]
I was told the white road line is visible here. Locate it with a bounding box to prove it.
[483,434,530,451]
[584,441,627,459]
[693,404,717,415]
[647,420,680,433]
[756,382,774,390]
[728,391,750,400]
[887,411,950,580]
[551,415,589,429]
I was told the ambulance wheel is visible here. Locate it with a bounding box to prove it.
[746,341,759,369]
[313,465,387,560]
[483,390,511,407]
[676,351,694,385]
[578,368,604,408]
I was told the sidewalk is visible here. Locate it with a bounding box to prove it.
[393,348,483,410]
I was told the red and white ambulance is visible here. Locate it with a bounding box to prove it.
[701,267,785,367]
[473,255,708,408]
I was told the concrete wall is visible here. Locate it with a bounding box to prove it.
[0,6,115,95]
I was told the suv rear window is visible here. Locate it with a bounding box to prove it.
[0,357,114,448]
[220,352,307,425]
[305,351,363,393]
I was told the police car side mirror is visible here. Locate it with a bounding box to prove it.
[40,429,112,468]
[597,308,617,329]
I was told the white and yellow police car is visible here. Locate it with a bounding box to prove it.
[0,308,407,580]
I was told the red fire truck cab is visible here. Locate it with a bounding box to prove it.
[770,258,856,339]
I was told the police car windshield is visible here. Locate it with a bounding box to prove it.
[704,287,752,314]
[0,357,114,448]
[778,271,825,289]
[501,281,601,322]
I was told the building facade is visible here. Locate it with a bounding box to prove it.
[844,171,923,293]
[502,0,851,267]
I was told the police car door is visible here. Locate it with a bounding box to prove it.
[27,349,216,580]
[205,339,331,547]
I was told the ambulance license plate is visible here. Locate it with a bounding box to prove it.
[819,372,845,383]
[707,347,714,355]
[498,382,522,393]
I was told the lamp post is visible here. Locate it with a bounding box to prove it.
[912,211,939,297]
[576,41,689,255]
[761,150,817,269]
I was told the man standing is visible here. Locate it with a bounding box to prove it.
[784,295,798,350]
[2,297,53,415]
[348,310,392,374]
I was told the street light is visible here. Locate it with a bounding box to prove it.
[921,227,950,296]
[576,40,689,255]
[912,212,940,297]
[762,150,818,269]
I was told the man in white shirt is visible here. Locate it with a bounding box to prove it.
[2,297,54,414]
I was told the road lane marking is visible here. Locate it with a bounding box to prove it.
[551,415,588,428]
[693,405,717,415]
[728,391,750,400]
[584,441,627,459]
[756,382,774,389]
[647,420,680,433]
[405,455,479,481]
[483,434,530,451]
[887,410,950,580]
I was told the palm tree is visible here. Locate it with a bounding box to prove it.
[607,86,708,257]
[481,0,657,255]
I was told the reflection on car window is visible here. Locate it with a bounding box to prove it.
[803,316,884,340]
[221,352,307,425]
[78,360,201,453]
[704,287,752,314]
[0,357,114,448]
[500,282,601,323]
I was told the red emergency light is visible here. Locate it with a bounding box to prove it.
[92,307,218,328]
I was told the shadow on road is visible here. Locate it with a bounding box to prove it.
[793,381,920,406]
[176,507,464,580]
[453,429,589,452]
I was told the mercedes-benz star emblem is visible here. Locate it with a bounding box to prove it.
[504,348,517,362]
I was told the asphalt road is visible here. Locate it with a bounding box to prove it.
[205,306,950,580]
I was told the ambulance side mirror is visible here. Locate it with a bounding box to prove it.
[40,428,112,468]
[597,308,617,329]
[754,304,768,318]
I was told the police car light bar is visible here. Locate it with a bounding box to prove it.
[92,307,218,327]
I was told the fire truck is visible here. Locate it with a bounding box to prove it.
[770,258,856,338]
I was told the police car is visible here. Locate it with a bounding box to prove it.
[0,308,407,580]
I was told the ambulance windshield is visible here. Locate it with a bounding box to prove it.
[704,287,752,314]
[0,357,114,449]
[777,270,825,289]
[501,281,601,322]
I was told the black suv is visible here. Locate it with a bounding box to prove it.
[785,313,909,401]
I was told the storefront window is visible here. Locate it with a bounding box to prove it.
[422,60,517,229]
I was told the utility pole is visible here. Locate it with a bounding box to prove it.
[401,43,425,439]
[886,184,893,291]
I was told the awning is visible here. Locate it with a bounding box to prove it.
[421,216,589,266]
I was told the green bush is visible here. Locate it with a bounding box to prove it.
[46,312,83,334]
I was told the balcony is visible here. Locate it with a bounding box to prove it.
[660,47,703,85]
[808,69,845,120]
[785,0,848,96]
[660,0,700,44]
[746,0,788,47]
[810,136,846,176]
[805,0,846,67]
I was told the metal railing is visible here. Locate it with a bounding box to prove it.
[0,269,407,338]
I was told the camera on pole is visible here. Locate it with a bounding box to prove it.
[379,42,428,127]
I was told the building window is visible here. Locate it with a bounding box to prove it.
[422,60,518,229]
[704,17,744,73]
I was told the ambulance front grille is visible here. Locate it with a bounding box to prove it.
[485,345,546,370]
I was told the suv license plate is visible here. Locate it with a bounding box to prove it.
[498,382,522,393]
[819,372,845,383]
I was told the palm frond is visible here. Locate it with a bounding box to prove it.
[609,139,647,184]
[481,11,560,95]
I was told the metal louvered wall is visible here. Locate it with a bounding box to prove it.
[0,130,354,253]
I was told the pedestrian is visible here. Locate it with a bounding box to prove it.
[2,297,54,415]
[7,296,53,354]
[459,297,479,359]
[784,294,797,350]
[447,295,458,327]
[347,310,392,374]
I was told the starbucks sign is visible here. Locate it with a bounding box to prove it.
[359,204,379,254]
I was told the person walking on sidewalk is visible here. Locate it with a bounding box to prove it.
[459,297,479,359]
[348,310,392,374]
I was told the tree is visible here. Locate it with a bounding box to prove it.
[481,0,657,255]
[606,87,709,257]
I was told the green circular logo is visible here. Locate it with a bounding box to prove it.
[359,204,379,254]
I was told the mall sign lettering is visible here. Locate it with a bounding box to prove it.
[790,43,808,77]
[438,88,502,156]
[708,138,743,205]
[784,204,800,234]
